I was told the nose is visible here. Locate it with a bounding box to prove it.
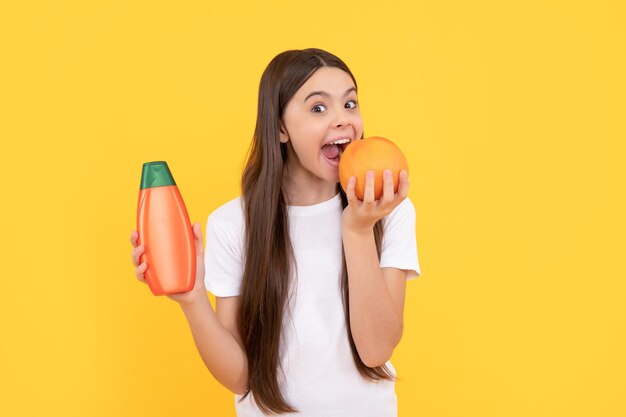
[331,108,351,129]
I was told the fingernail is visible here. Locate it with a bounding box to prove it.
[401,170,408,178]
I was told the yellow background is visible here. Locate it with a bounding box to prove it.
[1,0,624,416]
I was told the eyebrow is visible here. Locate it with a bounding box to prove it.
[304,86,357,102]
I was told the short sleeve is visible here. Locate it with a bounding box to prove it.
[203,211,244,297]
[379,197,421,280]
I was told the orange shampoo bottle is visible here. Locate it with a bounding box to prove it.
[136,161,196,295]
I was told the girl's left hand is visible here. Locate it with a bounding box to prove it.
[342,169,409,234]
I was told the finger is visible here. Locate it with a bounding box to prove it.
[397,170,410,200]
[363,171,375,205]
[130,230,138,247]
[346,176,360,205]
[382,169,394,204]
[131,244,144,266]
[193,223,204,256]
[346,176,359,206]
[135,262,147,282]
[132,244,144,266]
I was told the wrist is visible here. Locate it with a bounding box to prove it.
[342,224,374,239]
[178,291,211,311]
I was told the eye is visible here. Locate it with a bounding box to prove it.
[312,104,326,113]
[345,100,358,109]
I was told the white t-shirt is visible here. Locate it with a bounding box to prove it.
[204,193,421,417]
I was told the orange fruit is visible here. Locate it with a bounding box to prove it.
[339,136,409,200]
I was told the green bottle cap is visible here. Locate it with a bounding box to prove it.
[140,161,176,189]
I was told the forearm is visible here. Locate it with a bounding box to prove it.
[179,295,248,394]
[342,228,403,367]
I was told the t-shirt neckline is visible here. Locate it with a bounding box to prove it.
[287,193,342,216]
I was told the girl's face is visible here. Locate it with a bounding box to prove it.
[279,66,364,186]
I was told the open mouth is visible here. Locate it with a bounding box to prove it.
[321,139,351,165]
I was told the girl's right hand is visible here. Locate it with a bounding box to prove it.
[130,222,208,306]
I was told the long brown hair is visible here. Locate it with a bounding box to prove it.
[239,48,394,415]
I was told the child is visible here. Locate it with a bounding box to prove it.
[130,48,421,417]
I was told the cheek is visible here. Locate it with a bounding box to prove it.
[295,120,325,145]
[290,131,320,161]
[354,117,364,137]
[295,139,317,159]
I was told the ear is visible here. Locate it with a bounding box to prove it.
[279,121,289,143]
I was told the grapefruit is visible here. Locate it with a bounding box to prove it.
[339,136,409,200]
